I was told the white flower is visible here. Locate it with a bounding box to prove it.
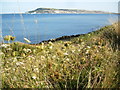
[64,52,68,56]
[23,48,31,53]
[49,41,53,45]
[6,48,12,51]
[85,50,90,54]
[13,68,15,71]
[0,44,10,48]
[96,50,99,53]
[49,46,53,49]
[13,76,17,81]
[72,50,75,53]
[81,42,85,45]
[87,46,91,49]
[52,55,56,58]
[32,76,36,79]
[16,62,24,66]
[66,58,70,61]
[98,46,102,48]
[41,56,45,59]
[27,49,31,52]
[32,74,37,79]
[13,57,17,62]
[34,68,39,73]
[0,51,4,56]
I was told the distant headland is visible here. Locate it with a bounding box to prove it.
[26,8,116,14]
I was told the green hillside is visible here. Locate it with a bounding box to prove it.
[1,23,120,88]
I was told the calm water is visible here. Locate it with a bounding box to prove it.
[2,14,118,44]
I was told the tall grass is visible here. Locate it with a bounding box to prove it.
[0,23,120,88]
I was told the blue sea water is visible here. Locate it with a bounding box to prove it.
[2,14,118,44]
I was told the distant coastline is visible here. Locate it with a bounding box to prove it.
[1,8,119,14]
[26,8,117,14]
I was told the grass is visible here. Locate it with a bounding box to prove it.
[0,23,120,88]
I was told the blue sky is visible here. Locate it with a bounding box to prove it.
[0,0,119,13]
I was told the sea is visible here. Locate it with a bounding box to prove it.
[1,14,118,44]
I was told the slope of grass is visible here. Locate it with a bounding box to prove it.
[0,24,120,88]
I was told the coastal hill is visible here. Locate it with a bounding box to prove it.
[1,23,119,88]
[26,8,111,14]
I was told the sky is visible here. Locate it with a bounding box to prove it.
[0,0,119,13]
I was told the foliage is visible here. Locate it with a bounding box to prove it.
[0,24,119,88]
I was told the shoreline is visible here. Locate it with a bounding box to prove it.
[33,26,104,45]
[1,25,114,45]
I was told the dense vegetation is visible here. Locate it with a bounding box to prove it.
[0,23,120,88]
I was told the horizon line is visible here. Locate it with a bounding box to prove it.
[1,7,118,14]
